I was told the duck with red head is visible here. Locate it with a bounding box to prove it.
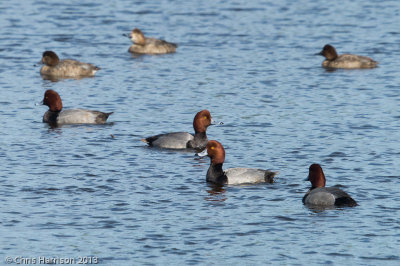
[42,90,112,126]
[40,51,100,80]
[316,44,378,69]
[303,164,357,207]
[198,140,278,185]
[141,110,221,151]
[125,28,177,54]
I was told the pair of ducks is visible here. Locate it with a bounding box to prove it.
[39,28,177,79]
[40,91,357,208]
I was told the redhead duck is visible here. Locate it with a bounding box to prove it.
[42,89,112,125]
[40,51,100,79]
[316,44,378,69]
[198,140,278,185]
[125,28,177,54]
[141,110,220,150]
[303,164,357,207]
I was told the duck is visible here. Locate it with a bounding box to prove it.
[316,44,378,69]
[303,164,357,207]
[42,89,112,125]
[40,51,100,79]
[141,110,219,150]
[125,28,177,54]
[198,140,278,185]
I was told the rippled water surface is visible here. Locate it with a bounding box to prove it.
[1,0,400,265]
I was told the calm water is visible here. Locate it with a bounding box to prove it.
[1,0,400,265]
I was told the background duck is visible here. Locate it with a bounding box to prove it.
[40,51,100,79]
[125,28,177,54]
[316,44,378,69]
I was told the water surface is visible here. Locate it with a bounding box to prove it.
[0,0,400,265]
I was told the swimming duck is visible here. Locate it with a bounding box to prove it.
[125,28,177,54]
[40,51,100,79]
[303,164,357,207]
[198,140,278,185]
[316,44,378,69]
[141,110,219,150]
[42,89,112,125]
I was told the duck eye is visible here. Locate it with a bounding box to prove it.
[203,116,207,119]
[210,146,215,150]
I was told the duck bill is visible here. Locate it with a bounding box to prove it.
[315,51,323,56]
[122,33,130,38]
[196,149,208,157]
[35,100,44,106]
[304,175,310,181]
[33,60,43,67]
[210,118,223,125]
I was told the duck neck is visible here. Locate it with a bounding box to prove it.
[206,163,227,185]
[187,131,207,150]
[136,34,146,45]
[194,131,207,142]
[44,110,60,124]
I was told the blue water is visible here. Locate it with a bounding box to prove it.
[1,0,400,265]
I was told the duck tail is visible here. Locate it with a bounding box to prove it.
[335,197,358,207]
[264,171,279,183]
